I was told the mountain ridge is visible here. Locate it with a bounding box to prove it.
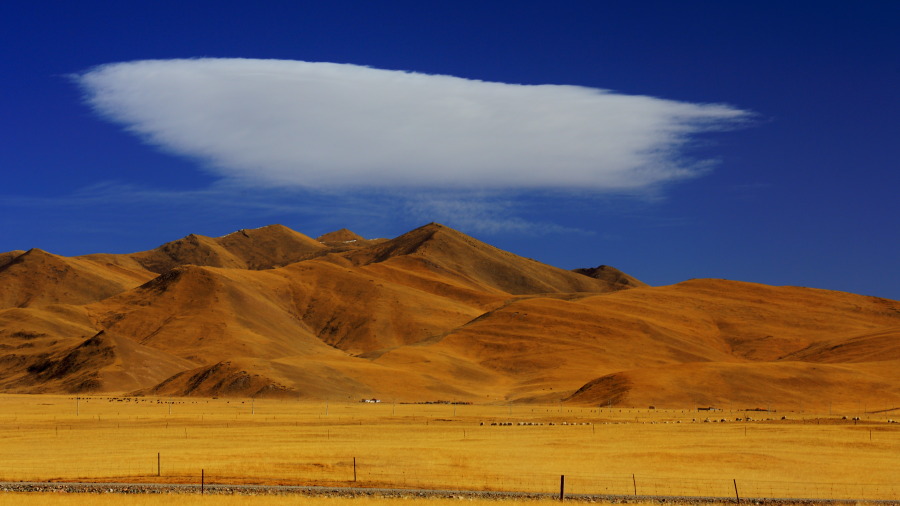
[0,223,897,410]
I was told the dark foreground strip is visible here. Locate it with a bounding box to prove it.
[0,481,896,505]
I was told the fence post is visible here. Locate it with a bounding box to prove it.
[633,474,637,496]
[201,469,205,495]
[733,478,739,503]
[353,457,357,482]
[157,452,160,477]
[559,474,565,501]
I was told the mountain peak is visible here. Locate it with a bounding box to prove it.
[317,228,365,244]
[131,224,324,272]
[343,223,639,295]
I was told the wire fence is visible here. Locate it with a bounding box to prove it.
[1,456,897,501]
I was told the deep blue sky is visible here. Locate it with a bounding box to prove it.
[1,2,898,299]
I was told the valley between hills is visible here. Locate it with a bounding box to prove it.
[1,223,898,411]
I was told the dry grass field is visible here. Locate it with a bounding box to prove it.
[1,395,897,502]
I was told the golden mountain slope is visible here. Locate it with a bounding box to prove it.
[0,248,152,308]
[563,280,900,410]
[565,360,900,412]
[0,223,898,410]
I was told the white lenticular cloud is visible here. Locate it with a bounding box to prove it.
[76,58,749,190]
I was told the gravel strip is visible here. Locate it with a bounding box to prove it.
[0,481,896,505]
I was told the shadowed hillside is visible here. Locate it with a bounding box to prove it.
[0,223,898,410]
[573,264,648,290]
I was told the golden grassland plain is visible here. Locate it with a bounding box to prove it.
[0,395,898,502]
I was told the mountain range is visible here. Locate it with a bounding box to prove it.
[1,223,898,411]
